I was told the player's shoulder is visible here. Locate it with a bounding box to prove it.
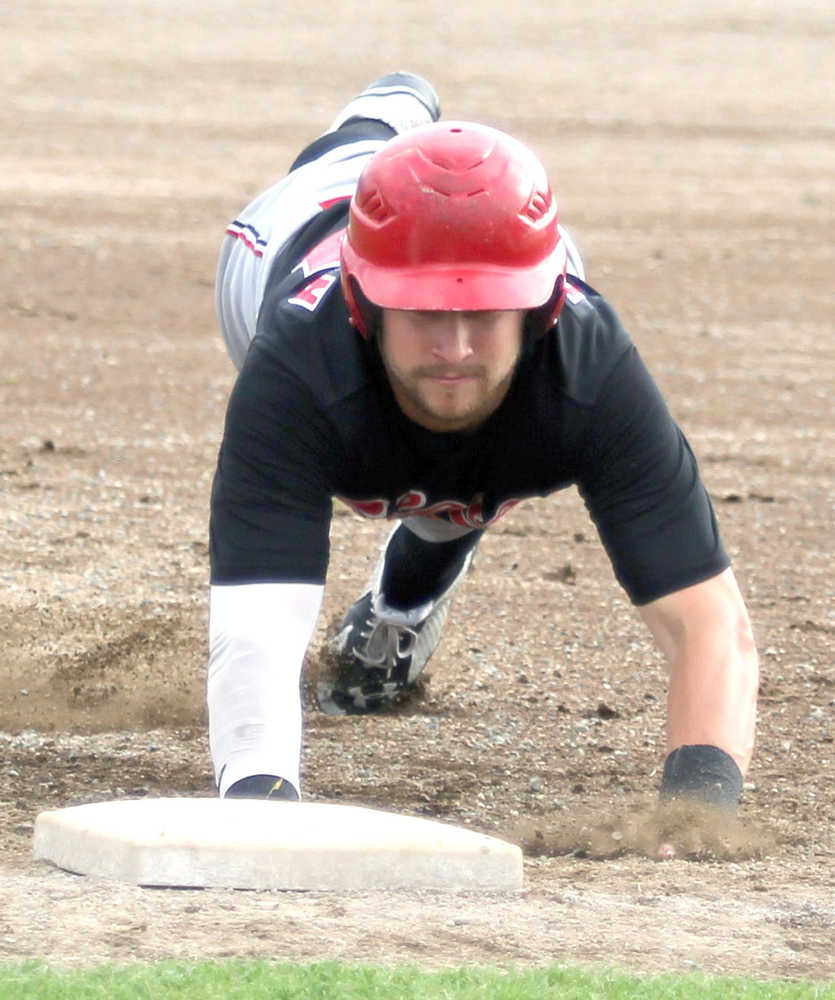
[558,275,633,360]
[250,209,372,408]
[259,195,350,326]
[544,276,635,405]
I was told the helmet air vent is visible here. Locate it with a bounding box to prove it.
[522,189,551,223]
[357,187,394,224]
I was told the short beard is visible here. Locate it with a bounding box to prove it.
[380,350,518,433]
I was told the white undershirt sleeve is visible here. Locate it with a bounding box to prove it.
[207,581,324,797]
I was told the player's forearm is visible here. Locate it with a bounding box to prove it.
[665,627,759,773]
[639,567,759,775]
[207,582,324,795]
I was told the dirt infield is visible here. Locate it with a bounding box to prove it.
[1,0,833,981]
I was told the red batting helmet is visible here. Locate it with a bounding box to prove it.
[340,121,568,337]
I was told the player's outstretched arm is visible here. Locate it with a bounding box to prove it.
[207,581,324,798]
[638,566,759,858]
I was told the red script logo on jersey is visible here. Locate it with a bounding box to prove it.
[338,491,523,528]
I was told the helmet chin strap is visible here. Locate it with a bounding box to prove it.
[341,274,380,338]
[525,272,567,340]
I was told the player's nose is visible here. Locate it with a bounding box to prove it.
[430,314,475,362]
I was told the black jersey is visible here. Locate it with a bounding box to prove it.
[210,205,728,606]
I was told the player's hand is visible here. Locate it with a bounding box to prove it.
[656,840,677,861]
[650,799,736,862]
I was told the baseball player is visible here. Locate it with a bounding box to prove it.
[208,72,759,854]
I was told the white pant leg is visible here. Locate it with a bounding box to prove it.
[559,224,585,282]
[215,138,388,370]
[400,516,476,542]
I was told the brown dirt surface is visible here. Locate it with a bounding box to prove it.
[1,0,833,983]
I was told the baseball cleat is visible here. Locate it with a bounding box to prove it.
[329,70,441,134]
[317,541,473,715]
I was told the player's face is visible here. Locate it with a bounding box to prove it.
[378,309,525,433]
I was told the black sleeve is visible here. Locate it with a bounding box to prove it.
[209,339,336,585]
[288,119,395,172]
[575,345,729,605]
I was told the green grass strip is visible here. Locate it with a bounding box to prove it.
[0,961,832,1000]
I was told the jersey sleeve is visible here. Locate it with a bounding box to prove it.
[209,337,336,585]
[575,344,729,605]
